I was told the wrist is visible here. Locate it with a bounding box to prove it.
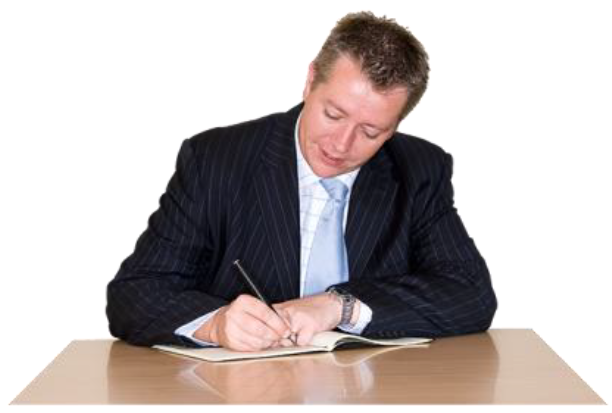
[350,299,361,326]
[327,287,357,327]
[324,291,343,327]
[195,309,222,344]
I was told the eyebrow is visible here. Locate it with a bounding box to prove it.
[325,99,387,132]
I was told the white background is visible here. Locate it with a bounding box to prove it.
[1,0,611,409]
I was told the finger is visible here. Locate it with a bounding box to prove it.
[229,334,272,352]
[242,335,275,351]
[231,312,280,349]
[230,295,285,341]
[295,324,316,347]
[275,307,296,336]
[274,309,304,346]
[222,303,280,349]
[260,308,294,339]
[280,338,295,347]
[238,296,293,340]
[229,326,275,351]
[218,323,261,352]
[269,339,291,349]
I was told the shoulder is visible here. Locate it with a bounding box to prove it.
[174,109,290,179]
[382,131,452,180]
[187,110,283,158]
[386,131,448,163]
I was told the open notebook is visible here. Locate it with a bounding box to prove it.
[154,331,432,362]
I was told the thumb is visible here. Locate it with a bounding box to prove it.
[275,306,292,325]
[274,307,296,338]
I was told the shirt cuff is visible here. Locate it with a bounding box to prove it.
[174,309,220,347]
[338,300,372,335]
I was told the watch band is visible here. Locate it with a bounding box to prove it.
[328,287,356,326]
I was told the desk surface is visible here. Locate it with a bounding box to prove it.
[12,329,604,404]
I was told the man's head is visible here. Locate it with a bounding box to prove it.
[299,12,429,178]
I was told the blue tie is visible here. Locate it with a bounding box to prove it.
[304,178,349,296]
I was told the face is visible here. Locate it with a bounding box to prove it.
[299,55,408,178]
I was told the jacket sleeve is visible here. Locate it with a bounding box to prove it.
[106,138,228,347]
[339,152,497,339]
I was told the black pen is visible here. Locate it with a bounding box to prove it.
[233,260,298,346]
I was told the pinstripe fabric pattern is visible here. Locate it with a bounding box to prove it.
[106,102,497,346]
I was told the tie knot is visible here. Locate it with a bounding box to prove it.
[320,178,348,202]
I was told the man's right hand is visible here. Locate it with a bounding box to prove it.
[193,294,294,351]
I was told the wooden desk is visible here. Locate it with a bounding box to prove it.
[11,329,604,404]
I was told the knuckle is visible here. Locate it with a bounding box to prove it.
[235,294,251,305]
[259,325,279,341]
[248,336,265,351]
[251,323,265,337]
[225,309,240,324]
[269,315,287,332]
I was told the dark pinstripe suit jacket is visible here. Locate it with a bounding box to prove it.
[106,103,497,347]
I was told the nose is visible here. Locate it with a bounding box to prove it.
[332,125,357,154]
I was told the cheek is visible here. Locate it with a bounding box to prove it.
[307,126,331,148]
[351,141,384,162]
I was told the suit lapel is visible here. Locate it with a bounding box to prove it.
[252,103,398,295]
[346,147,398,281]
[253,105,302,301]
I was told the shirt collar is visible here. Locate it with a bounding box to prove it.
[294,111,360,189]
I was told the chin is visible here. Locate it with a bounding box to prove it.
[313,164,345,178]
[311,164,333,178]
[307,150,351,177]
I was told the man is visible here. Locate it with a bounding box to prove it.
[106,12,497,351]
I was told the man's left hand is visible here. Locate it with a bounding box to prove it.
[273,293,359,346]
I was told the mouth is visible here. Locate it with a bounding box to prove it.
[320,148,344,167]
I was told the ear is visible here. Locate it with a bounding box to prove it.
[302,62,316,100]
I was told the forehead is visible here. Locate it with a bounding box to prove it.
[316,57,408,126]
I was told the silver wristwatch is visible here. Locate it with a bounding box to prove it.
[327,287,356,326]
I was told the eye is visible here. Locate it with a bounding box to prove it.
[362,129,379,140]
[324,110,341,120]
